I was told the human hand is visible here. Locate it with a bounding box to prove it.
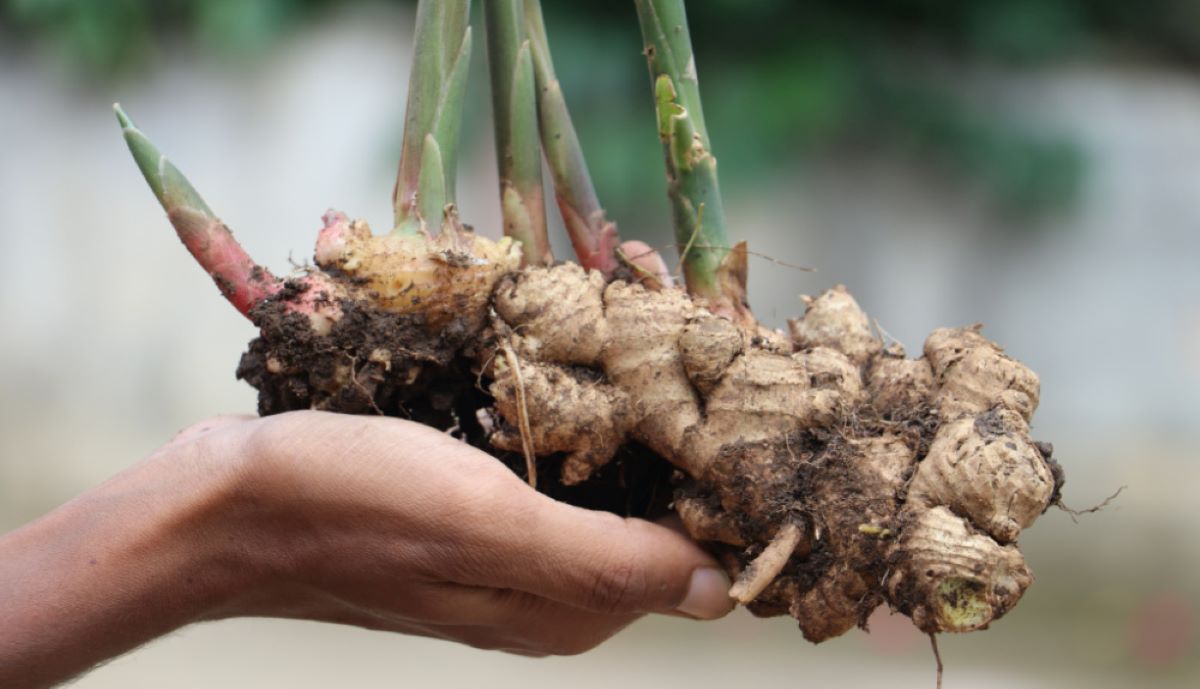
[204,411,734,654]
[0,411,732,688]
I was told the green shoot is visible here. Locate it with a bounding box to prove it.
[635,0,737,306]
[523,0,620,276]
[393,0,473,235]
[485,0,551,265]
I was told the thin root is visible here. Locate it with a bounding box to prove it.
[929,633,944,689]
[1057,485,1125,522]
[873,318,904,351]
[501,339,537,489]
[674,202,706,284]
[346,352,385,416]
[620,239,816,278]
[728,521,804,604]
[690,244,815,272]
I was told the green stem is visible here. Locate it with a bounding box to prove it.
[635,0,732,300]
[523,0,620,277]
[393,0,473,235]
[485,0,551,266]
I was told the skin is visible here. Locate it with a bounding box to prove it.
[0,411,733,689]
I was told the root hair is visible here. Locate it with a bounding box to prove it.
[929,633,944,689]
[1056,485,1125,522]
[501,338,538,489]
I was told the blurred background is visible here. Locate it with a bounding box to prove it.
[1,0,1197,687]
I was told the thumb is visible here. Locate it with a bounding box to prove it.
[490,493,734,620]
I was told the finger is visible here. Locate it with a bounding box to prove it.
[650,513,729,618]
[654,512,688,536]
[268,604,457,645]
[243,414,732,620]
[331,578,615,632]
[467,491,734,619]
[420,587,638,656]
[297,581,637,656]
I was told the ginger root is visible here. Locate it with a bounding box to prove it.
[237,219,1060,643]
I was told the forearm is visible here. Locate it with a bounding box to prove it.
[0,443,249,689]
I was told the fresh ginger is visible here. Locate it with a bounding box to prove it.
[231,224,1059,642]
[115,0,1063,651]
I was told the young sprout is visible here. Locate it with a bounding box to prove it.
[115,104,281,318]
[393,0,473,236]
[484,0,552,266]
[523,0,621,277]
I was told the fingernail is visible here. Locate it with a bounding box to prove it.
[674,567,734,620]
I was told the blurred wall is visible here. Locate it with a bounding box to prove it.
[0,4,1196,688]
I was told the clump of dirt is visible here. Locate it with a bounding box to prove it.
[239,288,468,417]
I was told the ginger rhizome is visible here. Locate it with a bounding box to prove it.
[115,0,1063,650]
[485,269,1056,640]
[235,228,1059,641]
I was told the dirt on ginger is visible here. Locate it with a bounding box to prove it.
[232,212,1062,643]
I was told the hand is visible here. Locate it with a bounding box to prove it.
[209,411,734,649]
[0,411,733,688]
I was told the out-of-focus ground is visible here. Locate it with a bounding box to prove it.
[0,5,1197,688]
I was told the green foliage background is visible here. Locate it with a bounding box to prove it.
[5,0,1198,218]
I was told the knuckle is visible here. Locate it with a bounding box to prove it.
[243,413,294,455]
[241,419,288,472]
[238,413,324,483]
[585,550,649,615]
[242,411,330,466]
[446,468,528,528]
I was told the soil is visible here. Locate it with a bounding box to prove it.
[237,279,677,520]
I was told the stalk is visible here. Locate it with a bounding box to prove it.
[484,0,551,266]
[634,0,738,306]
[392,0,473,235]
[523,0,620,277]
[114,104,280,319]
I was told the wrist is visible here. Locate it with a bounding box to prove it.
[194,416,341,621]
[78,433,257,624]
[148,422,285,622]
[0,423,260,688]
